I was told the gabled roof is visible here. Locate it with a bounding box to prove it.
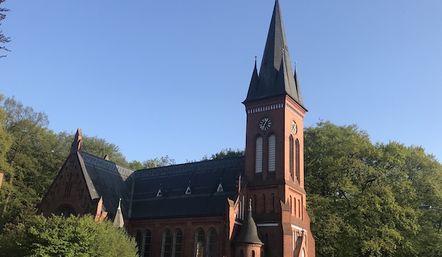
[78,151,133,218]
[244,0,304,107]
[130,157,244,219]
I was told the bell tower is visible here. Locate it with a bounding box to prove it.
[243,1,315,256]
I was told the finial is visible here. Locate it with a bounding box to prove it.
[117,198,121,210]
[71,128,83,153]
[248,198,253,212]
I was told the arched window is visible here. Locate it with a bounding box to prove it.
[289,135,294,180]
[161,229,173,257]
[255,137,263,173]
[289,196,293,215]
[268,134,276,172]
[135,230,143,256]
[253,195,257,212]
[262,194,266,213]
[144,229,152,257]
[252,250,256,257]
[207,228,218,257]
[175,229,183,257]
[194,228,205,257]
[294,197,297,216]
[295,139,300,183]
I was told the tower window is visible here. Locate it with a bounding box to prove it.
[263,194,266,213]
[289,135,294,180]
[268,134,276,172]
[255,137,263,173]
[295,139,300,183]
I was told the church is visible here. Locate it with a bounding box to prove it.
[39,1,316,257]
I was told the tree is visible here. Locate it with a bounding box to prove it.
[0,215,138,257]
[203,148,244,161]
[0,0,9,58]
[305,122,442,257]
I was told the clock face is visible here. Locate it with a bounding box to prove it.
[259,118,272,131]
[291,120,298,135]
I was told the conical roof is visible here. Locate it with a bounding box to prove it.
[235,199,263,245]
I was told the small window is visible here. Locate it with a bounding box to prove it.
[255,137,263,173]
[252,250,256,257]
[216,182,223,193]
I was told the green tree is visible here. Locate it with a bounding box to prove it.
[305,122,442,257]
[0,215,137,257]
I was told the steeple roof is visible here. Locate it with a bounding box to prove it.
[244,0,304,107]
[235,199,263,245]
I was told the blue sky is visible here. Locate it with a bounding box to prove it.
[1,0,441,163]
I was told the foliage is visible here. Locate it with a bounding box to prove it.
[0,96,133,230]
[305,122,442,257]
[0,215,137,257]
[0,0,9,58]
[203,148,244,160]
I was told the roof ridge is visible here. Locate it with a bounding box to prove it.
[135,156,245,173]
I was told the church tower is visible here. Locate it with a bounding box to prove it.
[243,1,315,256]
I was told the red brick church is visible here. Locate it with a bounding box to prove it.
[40,1,316,256]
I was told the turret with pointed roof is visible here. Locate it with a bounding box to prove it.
[244,0,303,108]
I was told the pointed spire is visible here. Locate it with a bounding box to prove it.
[244,0,304,107]
[113,198,124,228]
[70,128,83,153]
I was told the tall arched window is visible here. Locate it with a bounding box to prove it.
[161,229,173,257]
[253,195,257,212]
[295,139,300,183]
[207,228,218,257]
[255,137,263,174]
[289,135,294,180]
[175,229,183,257]
[289,196,293,215]
[144,229,152,257]
[136,230,143,256]
[194,228,205,257]
[252,250,256,257]
[262,194,266,213]
[268,134,276,172]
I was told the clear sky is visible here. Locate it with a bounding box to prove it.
[1,0,441,163]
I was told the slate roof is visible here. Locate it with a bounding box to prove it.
[235,200,263,245]
[245,0,304,108]
[78,151,133,218]
[130,157,244,219]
